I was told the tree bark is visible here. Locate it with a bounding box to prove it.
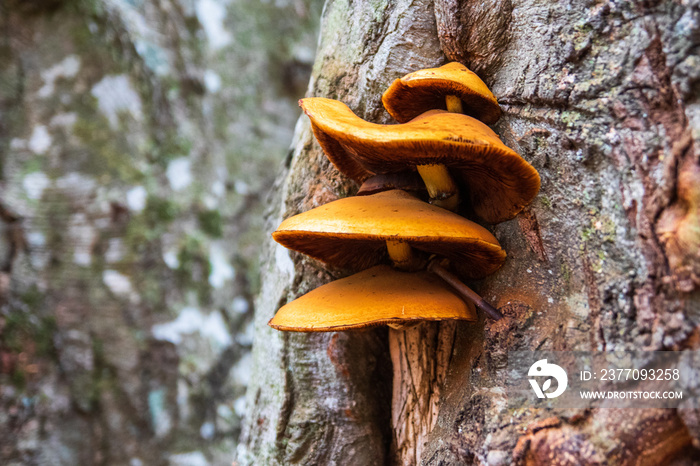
[0,0,321,464]
[389,322,456,465]
[241,0,700,465]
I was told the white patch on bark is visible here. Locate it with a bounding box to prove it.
[163,249,180,269]
[203,69,222,93]
[103,270,135,296]
[126,186,147,212]
[23,172,50,200]
[56,173,96,199]
[195,0,232,50]
[69,213,96,266]
[166,158,193,191]
[38,55,81,98]
[152,307,232,349]
[28,126,52,154]
[91,75,143,129]
[274,243,294,278]
[208,242,234,288]
[50,112,77,129]
[232,296,249,314]
[168,451,209,466]
[105,238,125,263]
[231,352,252,386]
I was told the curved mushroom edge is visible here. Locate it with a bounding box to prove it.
[268,315,478,332]
[271,230,507,279]
[382,77,502,125]
[382,62,501,124]
[299,98,540,223]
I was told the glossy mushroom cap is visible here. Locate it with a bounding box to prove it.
[300,97,540,223]
[268,265,477,332]
[382,62,501,124]
[273,189,506,279]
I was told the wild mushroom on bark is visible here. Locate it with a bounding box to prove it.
[300,97,540,223]
[272,189,505,319]
[268,265,476,332]
[381,61,502,211]
[382,62,502,125]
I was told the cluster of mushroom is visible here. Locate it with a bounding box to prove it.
[268,62,541,332]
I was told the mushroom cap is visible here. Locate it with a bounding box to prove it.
[382,62,501,124]
[268,265,477,332]
[300,97,540,223]
[273,189,506,279]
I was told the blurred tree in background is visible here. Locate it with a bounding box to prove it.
[0,0,322,464]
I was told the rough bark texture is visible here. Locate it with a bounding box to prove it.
[0,0,321,464]
[237,1,445,464]
[389,322,456,465]
[241,0,700,465]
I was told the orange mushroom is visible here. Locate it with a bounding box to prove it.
[274,189,504,277]
[382,62,502,125]
[273,189,505,319]
[300,98,540,223]
[268,265,476,331]
[381,62,502,212]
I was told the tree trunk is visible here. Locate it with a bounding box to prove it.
[239,0,700,464]
[0,0,321,464]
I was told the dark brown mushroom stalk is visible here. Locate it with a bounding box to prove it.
[428,258,502,320]
[272,189,505,319]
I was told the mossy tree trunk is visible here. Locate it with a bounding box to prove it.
[239,0,700,464]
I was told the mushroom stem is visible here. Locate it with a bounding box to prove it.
[427,260,503,321]
[386,240,414,269]
[416,164,459,211]
[445,94,463,113]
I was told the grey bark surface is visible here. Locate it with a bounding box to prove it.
[0,0,322,464]
[241,0,700,465]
